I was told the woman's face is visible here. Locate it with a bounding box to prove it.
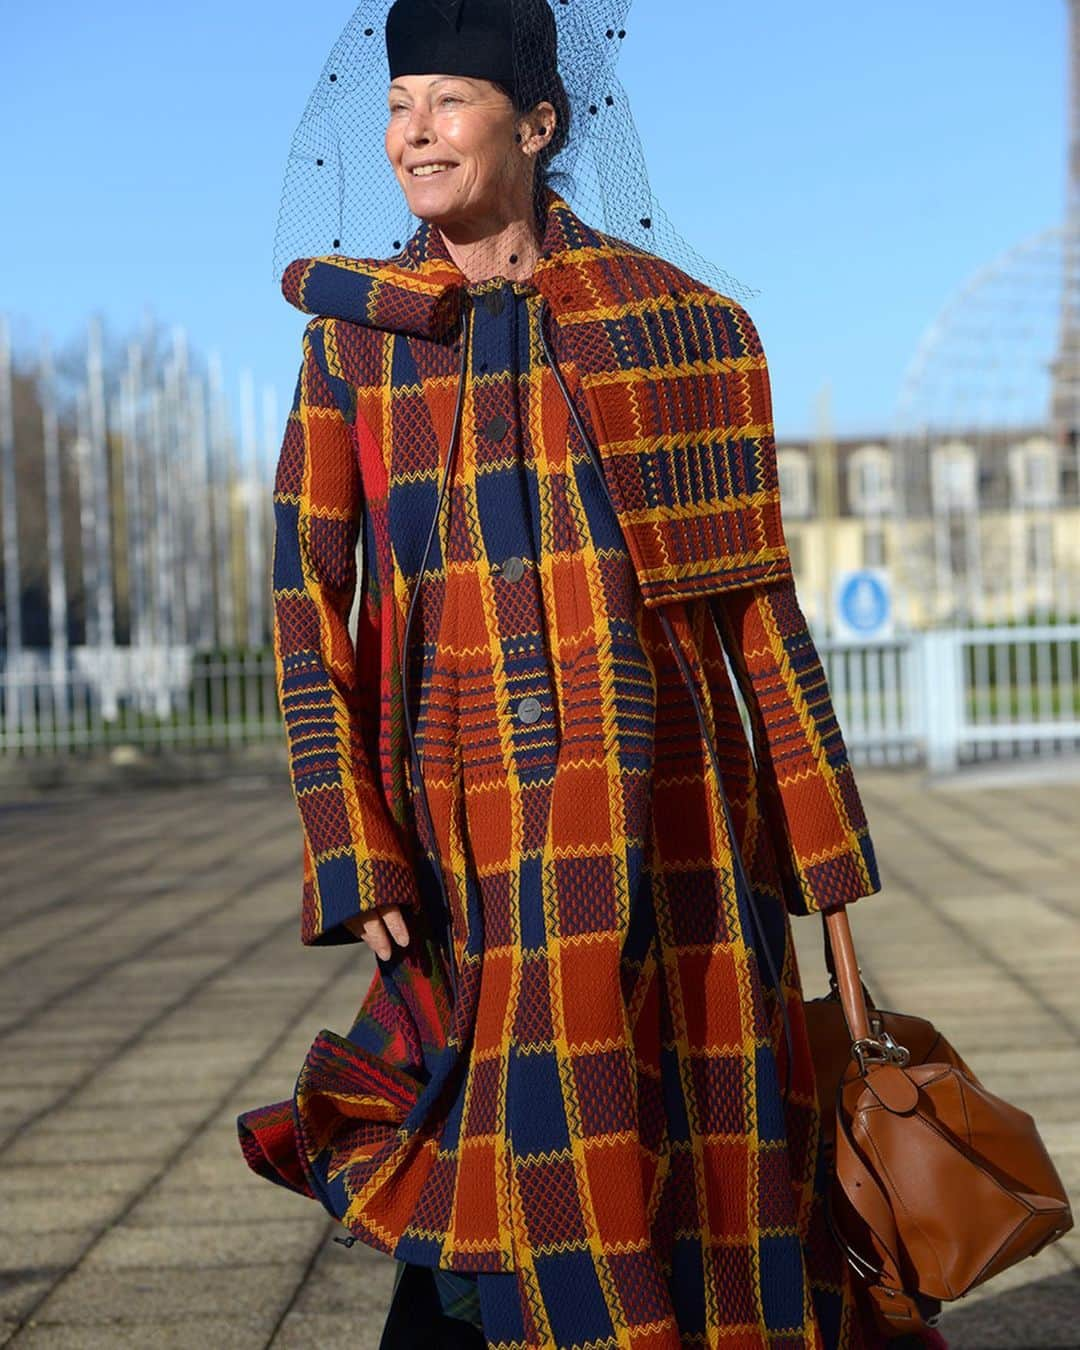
[385,74,549,235]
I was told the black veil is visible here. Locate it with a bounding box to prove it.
[272,0,757,302]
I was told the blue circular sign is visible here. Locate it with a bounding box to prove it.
[838,571,890,636]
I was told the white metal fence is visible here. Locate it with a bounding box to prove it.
[2,621,1079,773]
[2,314,1079,773]
[0,312,280,759]
[818,623,1080,772]
[0,647,279,756]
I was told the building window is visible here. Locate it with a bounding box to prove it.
[1025,521,1054,574]
[862,526,888,568]
[1009,437,1059,509]
[931,442,978,512]
[848,444,894,515]
[948,519,970,577]
[777,448,812,519]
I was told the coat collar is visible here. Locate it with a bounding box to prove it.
[283,191,795,609]
[280,187,641,338]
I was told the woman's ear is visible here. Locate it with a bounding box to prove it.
[518,102,556,156]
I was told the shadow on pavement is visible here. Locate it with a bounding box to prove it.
[938,1269,1080,1349]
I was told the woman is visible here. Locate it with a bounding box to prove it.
[238,2,934,1346]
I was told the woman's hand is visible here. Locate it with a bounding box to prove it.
[343,904,410,959]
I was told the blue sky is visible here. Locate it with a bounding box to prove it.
[1,1,1068,438]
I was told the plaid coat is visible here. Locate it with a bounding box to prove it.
[237,189,884,1349]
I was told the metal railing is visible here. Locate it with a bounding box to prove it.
[2,624,1079,773]
[819,624,1080,772]
[0,647,280,756]
[3,314,1079,774]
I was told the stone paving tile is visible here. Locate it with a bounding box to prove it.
[5,1125,193,1167]
[0,1159,158,1199]
[272,1311,390,1348]
[81,1216,327,1270]
[0,1234,94,1273]
[21,1262,299,1326]
[288,1238,397,1318]
[17,1258,303,1333]
[0,1278,58,1330]
[9,1318,281,1349]
[4,1190,137,1239]
[937,1263,1080,1349]
[124,1182,317,1229]
[1,772,1077,1349]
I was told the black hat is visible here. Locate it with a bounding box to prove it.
[385,0,557,106]
[272,0,755,303]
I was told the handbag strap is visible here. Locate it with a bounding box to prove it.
[821,909,872,1044]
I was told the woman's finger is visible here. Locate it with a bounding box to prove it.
[381,905,410,949]
[363,913,393,961]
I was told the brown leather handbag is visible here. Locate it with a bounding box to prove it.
[654,609,1073,1338]
[804,909,1074,1337]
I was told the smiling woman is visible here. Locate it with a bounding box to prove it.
[384,71,556,280]
[234,3,921,1349]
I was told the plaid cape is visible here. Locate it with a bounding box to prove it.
[237,189,884,1348]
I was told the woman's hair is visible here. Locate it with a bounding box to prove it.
[492,74,572,226]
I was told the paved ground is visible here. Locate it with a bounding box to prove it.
[0,766,1077,1349]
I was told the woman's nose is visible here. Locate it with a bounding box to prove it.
[403,109,434,146]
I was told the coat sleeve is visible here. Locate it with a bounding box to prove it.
[698,297,879,915]
[272,317,420,945]
[707,578,881,916]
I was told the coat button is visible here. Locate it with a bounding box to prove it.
[484,289,505,316]
[500,555,525,582]
[484,414,509,441]
[516,696,542,725]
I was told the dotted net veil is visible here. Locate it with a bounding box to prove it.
[272,0,756,302]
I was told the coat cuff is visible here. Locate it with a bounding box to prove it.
[300,837,420,946]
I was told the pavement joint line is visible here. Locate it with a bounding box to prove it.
[264,1217,337,1347]
[866,785,1080,930]
[0,831,234,932]
[0,856,300,1156]
[862,845,1080,1086]
[3,936,355,1340]
[0,812,289,982]
[0,792,221,930]
[3,775,1075,1345]
[16,1300,306,1332]
[1010,784,1080,830]
[0,783,282,907]
[0,822,294,1047]
[945,789,1080,897]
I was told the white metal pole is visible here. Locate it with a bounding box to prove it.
[87,317,117,720]
[208,353,235,649]
[0,317,24,742]
[40,333,70,744]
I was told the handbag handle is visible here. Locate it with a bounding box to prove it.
[822,909,871,1044]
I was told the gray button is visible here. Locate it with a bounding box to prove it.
[484,414,509,441]
[484,289,505,317]
[516,696,542,725]
[500,555,525,583]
